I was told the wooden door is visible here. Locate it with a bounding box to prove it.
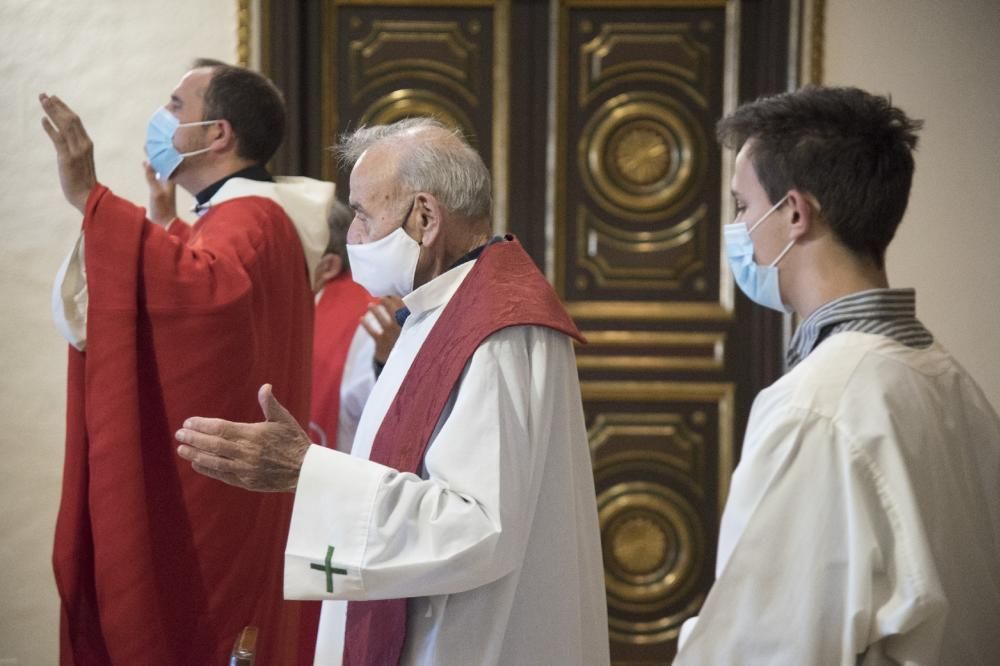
[266,1,796,660]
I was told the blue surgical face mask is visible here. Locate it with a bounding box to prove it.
[144,107,218,182]
[724,193,794,313]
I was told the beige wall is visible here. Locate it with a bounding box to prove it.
[825,0,1000,408]
[0,1,235,663]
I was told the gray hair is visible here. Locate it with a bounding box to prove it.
[334,118,492,219]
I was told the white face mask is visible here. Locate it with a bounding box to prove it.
[346,223,421,298]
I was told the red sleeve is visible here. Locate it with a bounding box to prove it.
[166,217,191,242]
[84,184,258,313]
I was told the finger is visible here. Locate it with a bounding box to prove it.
[41,117,65,147]
[360,311,382,337]
[258,384,296,425]
[370,304,395,328]
[175,429,246,460]
[180,416,243,439]
[182,449,250,488]
[143,160,158,185]
[40,94,75,132]
[382,295,405,310]
[177,443,241,470]
[46,95,91,151]
[191,460,241,487]
[39,93,56,120]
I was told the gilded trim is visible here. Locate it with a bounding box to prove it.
[718,0,740,315]
[567,300,732,321]
[492,0,511,234]
[545,0,567,287]
[260,0,271,74]
[237,0,251,67]
[580,380,735,512]
[337,0,494,4]
[787,0,801,88]
[323,3,338,181]
[808,0,826,84]
[578,330,725,370]
[566,0,725,6]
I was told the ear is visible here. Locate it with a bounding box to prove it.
[785,189,821,241]
[207,119,236,153]
[313,253,344,292]
[412,192,442,247]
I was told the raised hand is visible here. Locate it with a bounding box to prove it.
[175,384,313,492]
[143,160,178,226]
[39,94,97,213]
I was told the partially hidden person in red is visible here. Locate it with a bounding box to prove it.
[308,198,404,454]
[40,58,331,665]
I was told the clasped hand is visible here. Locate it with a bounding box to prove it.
[176,384,312,492]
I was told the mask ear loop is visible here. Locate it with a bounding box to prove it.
[399,196,422,246]
[175,120,221,158]
[748,193,790,235]
[768,239,796,267]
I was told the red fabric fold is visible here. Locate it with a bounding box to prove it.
[343,236,582,665]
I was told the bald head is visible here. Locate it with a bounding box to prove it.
[336,118,492,221]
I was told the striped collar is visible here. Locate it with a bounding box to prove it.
[786,288,933,369]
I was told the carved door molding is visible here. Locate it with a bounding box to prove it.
[263,1,820,660]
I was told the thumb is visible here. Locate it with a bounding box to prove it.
[258,383,295,424]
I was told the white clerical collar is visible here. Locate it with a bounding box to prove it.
[196,176,334,289]
[402,259,477,324]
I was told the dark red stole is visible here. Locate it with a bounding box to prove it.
[342,236,582,665]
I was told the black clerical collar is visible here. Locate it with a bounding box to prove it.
[194,164,274,210]
[446,235,507,272]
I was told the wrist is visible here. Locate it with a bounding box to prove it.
[72,182,97,214]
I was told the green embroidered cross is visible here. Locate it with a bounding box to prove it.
[310,545,348,593]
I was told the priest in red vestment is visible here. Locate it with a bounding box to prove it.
[41,60,326,665]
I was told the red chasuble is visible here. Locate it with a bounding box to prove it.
[54,184,320,665]
[309,272,373,451]
[343,236,584,666]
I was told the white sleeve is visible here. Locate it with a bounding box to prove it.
[674,411,947,665]
[284,326,557,602]
[335,324,377,453]
[51,233,88,351]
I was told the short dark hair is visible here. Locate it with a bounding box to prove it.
[193,59,286,164]
[325,199,354,267]
[717,86,923,267]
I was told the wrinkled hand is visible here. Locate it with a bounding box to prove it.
[175,384,312,492]
[143,160,177,226]
[39,93,97,214]
[361,295,405,364]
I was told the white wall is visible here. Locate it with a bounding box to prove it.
[825,0,1000,408]
[0,1,235,663]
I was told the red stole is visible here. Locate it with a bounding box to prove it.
[342,236,583,665]
[310,272,374,450]
[54,184,319,665]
